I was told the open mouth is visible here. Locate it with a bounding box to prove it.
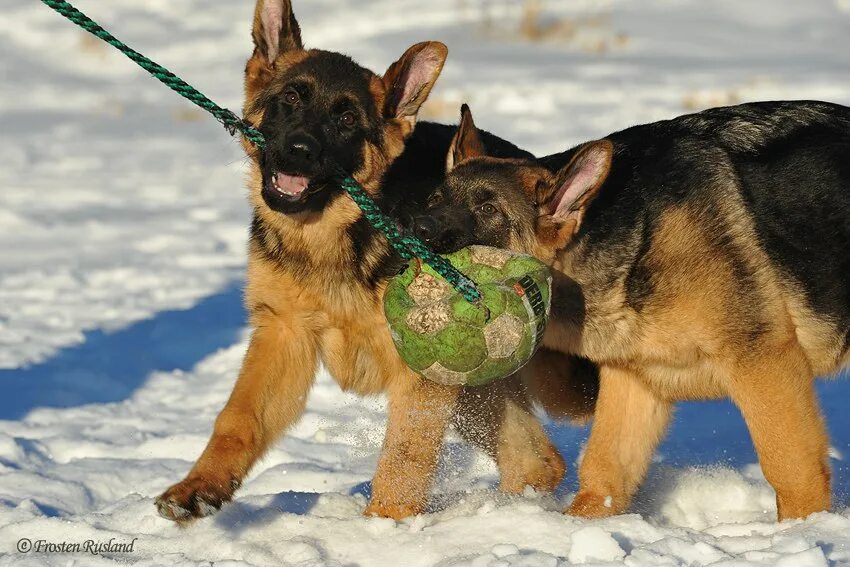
[260,167,337,214]
[268,171,311,200]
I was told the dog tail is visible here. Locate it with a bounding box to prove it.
[522,349,598,424]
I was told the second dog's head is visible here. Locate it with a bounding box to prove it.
[411,105,613,262]
[243,0,447,216]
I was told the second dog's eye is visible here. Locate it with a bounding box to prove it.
[479,203,497,215]
[283,90,300,105]
[339,111,357,128]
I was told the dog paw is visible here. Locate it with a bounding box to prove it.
[498,447,566,495]
[565,490,621,518]
[363,500,422,520]
[155,476,240,523]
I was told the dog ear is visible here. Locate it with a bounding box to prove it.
[446,104,487,172]
[544,140,613,241]
[245,1,304,104]
[382,41,448,131]
[252,0,303,65]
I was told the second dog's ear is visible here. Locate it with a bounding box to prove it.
[446,104,487,172]
[383,42,448,132]
[544,140,613,243]
[252,0,303,65]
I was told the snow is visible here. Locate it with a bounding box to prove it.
[1,0,850,565]
[567,527,625,564]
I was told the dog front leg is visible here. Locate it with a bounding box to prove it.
[364,374,460,519]
[156,314,319,522]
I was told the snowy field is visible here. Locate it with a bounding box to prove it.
[2,0,850,564]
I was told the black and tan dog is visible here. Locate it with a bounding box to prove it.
[414,102,850,521]
[155,0,598,523]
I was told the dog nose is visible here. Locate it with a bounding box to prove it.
[413,216,439,242]
[288,142,313,161]
[286,135,319,164]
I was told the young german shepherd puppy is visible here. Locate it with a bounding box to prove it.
[156,0,577,522]
[415,102,850,521]
[409,106,600,425]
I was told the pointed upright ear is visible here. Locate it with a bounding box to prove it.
[251,0,303,66]
[446,104,487,172]
[546,140,613,234]
[382,41,448,131]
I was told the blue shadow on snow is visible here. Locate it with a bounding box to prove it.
[215,491,321,535]
[0,284,246,420]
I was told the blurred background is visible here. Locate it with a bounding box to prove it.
[1,1,850,561]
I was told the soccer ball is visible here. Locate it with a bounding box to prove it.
[384,245,551,387]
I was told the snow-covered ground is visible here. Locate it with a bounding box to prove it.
[2,0,850,564]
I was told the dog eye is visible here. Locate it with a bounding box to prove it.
[283,90,300,105]
[479,203,497,215]
[339,111,357,128]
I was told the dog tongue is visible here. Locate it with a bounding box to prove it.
[274,172,310,196]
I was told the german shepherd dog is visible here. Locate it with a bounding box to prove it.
[155,0,593,523]
[413,102,850,521]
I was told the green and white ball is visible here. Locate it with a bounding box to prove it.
[384,245,552,387]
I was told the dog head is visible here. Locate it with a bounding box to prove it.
[411,105,613,262]
[409,105,541,253]
[243,0,447,216]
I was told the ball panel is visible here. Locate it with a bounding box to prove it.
[384,279,416,323]
[464,355,521,387]
[449,292,490,327]
[463,263,502,286]
[504,254,548,277]
[406,301,453,335]
[393,260,418,287]
[483,313,524,358]
[433,322,487,373]
[505,284,536,322]
[390,324,436,371]
[479,285,508,320]
[512,321,535,367]
[421,361,470,386]
[407,271,453,305]
[469,245,513,269]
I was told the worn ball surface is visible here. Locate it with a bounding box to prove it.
[384,245,552,387]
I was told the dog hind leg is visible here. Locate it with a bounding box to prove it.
[725,338,831,520]
[454,376,566,495]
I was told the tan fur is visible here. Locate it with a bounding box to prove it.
[568,366,672,516]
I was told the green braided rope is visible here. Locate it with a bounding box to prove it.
[39,0,265,148]
[40,0,482,303]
